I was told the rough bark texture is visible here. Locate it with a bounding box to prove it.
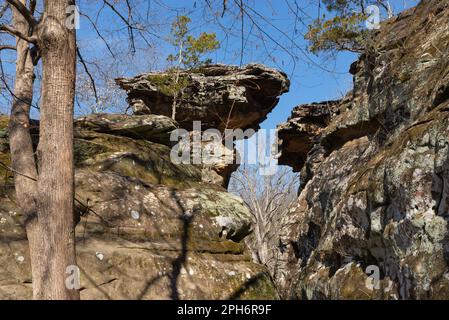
[34,0,79,300]
[7,0,43,300]
[276,0,449,299]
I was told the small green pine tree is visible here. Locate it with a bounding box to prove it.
[305,0,392,54]
[164,15,220,120]
[167,15,220,68]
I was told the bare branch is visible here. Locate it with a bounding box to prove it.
[0,3,10,18]
[239,0,244,66]
[103,0,136,53]
[76,45,99,104]
[29,0,36,15]
[79,12,115,58]
[221,0,227,17]
[0,53,40,110]
[0,45,16,51]
[6,0,37,27]
[0,24,37,43]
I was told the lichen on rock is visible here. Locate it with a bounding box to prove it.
[116,64,290,132]
[276,0,449,300]
[0,109,278,299]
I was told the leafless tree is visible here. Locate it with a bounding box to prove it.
[229,165,299,283]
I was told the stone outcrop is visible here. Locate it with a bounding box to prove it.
[74,113,178,145]
[116,64,290,132]
[276,0,449,299]
[277,100,341,174]
[0,113,278,300]
[116,64,289,188]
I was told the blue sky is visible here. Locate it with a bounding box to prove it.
[1,0,418,128]
[73,0,417,129]
[70,0,359,126]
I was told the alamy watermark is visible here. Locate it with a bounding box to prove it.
[170,121,279,176]
[365,265,380,290]
[65,265,81,290]
[66,5,80,30]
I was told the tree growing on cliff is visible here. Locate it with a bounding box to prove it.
[305,0,394,53]
[167,15,220,69]
[166,15,219,120]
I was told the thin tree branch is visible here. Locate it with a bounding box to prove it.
[239,0,244,66]
[6,0,37,27]
[0,161,37,182]
[0,54,39,110]
[0,45,16,51]
[0,24,37,43]
[0,161,113,227]
[0,3,10,18]
[103,0,136,53]
[79,12,116,58]
[221,0,227,17]
[76,45,99,104]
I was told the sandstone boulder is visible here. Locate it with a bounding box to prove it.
[116,64,290,132]
[0,114,278,300]
[74,113,178,145]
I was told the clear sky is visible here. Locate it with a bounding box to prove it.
[1,0,418,129]
[74,0,416,129]
[71,0,358,128]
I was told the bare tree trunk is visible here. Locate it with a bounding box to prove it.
[171,42,184,120]
[7,0,46,300]
[34,0,79,300]
[229,166,298,286]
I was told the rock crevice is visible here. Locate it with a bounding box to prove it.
[276,0,449,300]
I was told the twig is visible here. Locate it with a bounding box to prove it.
[76,45,99,104]
[6,0,37,27]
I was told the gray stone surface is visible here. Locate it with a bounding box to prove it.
[276,0,449,300]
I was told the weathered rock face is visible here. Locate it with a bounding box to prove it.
[116,64,290,132]
[74,113,178,145]
[277,0,449,299]
[278,100,341,174]
[0,114,278,300]
[116,64,289,188]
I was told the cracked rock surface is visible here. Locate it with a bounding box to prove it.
[276,0,449,299]
[116,64,290,132]
[0,113,277,300]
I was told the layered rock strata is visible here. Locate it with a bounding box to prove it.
[277,0,449,299]
[0,113,278,300]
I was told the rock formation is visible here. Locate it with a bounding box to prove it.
[0,112,278,299]
[116,63,290,188]
[277,100,340,174]
[276,0,449,299]
[116,64,290,132]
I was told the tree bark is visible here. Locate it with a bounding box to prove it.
[8,0,46,300]
[34,0,79,300]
